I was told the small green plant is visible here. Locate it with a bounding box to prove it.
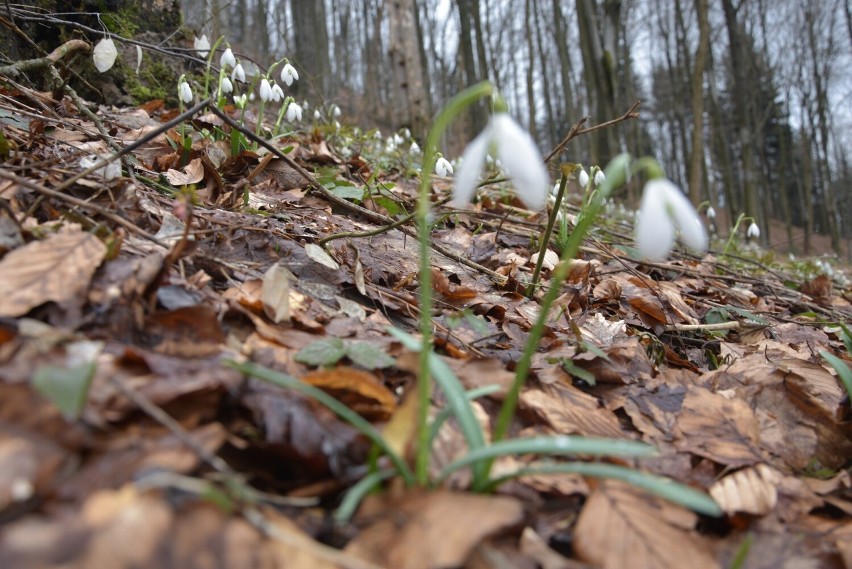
[820,323,852,401]
[230,81,722,522]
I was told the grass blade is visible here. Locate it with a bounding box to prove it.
[820,350,852,399]
[227,360,415,485]
[485,461,722,516]
[335,468,396,524]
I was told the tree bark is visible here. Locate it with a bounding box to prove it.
[388,0,430,138]
[687,0,709,205]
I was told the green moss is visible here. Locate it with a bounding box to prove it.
[122,58,177,104]
[101,5,140,37]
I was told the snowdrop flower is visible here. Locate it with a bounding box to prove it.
[332,105,341,118]
[234,93,248,108]
[231,63,246,83]
[179,80,193,104]
[435,155,453,177]
[706,205,716,219]
[220,76,233,94]
[635,178,708,261]
[313,109,322,120]
[280,62,299,86]
[410,141,421,155]
[552,182,560,196]
[333,120,341,129]
[286,101,302,122]
[271,82,284,102]
[194,34,210,57]
[302,100,310,109]
[259,78,272,102]
[220,47,236,69]
[453,113,549,210]
[747,221,760,238]
[578,169,590,187]
[394,133,404,146]
[594,169,606,186]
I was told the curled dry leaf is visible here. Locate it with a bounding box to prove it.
[709,463,783,516]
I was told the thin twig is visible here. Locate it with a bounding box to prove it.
[544,101,641,165]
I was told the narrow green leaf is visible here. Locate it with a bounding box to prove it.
[485,462,722,517]
[439,435,656,483]
[820,350,852,399]
[560,359,597,386]
[335,468,396,524]
[329,186,365,201]
[32,361,96,419]
[226,360,414,485]
[725,305,770,325]
[428,385,501,447]
[294,338,346,367]
[837,323,852,355]
[346,342,396,369]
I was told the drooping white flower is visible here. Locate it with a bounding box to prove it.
[394,133,404,146]
[635,178,708,261]
[453,113,549,210]
[220,47,236,69]
[231,63,246,83]
[706,205,716,219]
[410,141,421,155]
[234,93,248,108]
[332,105,341,118]
[594,169,606,186]
[220,76,233,94]
[271,82,284,102]
[286,101,303,122]
[194,34,210,57]
[179,80,193,104]
[552,182,560,196]
[578,169,590,188]
[259,78,272,102]
[313,109,322,120]
[93,38,118,72]
[747,221,760,238]
[281,62,299,86]
[435,155,453,177]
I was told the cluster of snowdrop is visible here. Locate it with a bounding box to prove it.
[430,110,707,262]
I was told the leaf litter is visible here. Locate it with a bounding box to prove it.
[0,79,850,569]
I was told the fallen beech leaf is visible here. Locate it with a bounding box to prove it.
[164,157,204,186]
[261,264,292,323]
[574,480,719,569]
[305,243,339,270]
[302,367,396,420]
[345,489,523,569]
[673,386,765,467]
[0,231,106,317]
[709,463,783,515]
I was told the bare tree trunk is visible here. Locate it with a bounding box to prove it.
[524,0,538,140]
[552,0,576,129]
[388,0,430,138]
[687,0,709,204]
[290,0,330,98]
[457,0,487,131]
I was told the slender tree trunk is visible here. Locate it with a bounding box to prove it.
[388,0,430,138]
[552,0,577,130]
[687,0,709,205]
[457,0,487,131]
[524,0,538,140]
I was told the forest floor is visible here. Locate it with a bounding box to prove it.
[0,66,851,569]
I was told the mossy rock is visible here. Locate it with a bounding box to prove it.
[0,1,188,105]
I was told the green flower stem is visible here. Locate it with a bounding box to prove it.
[492,155,630,449]
[723,213,751,255]
[203,36,225,99]
[273,96,295,137]
[526,171,568,298]
[415,81,494,485]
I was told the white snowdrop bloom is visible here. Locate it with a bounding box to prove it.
[231,62,246,83]
[747,221,760,238]
[194,34,210,57]
[333,120,341,129]
[234,93,248,108]
[410,141,421,155]
[578,169,590,187]
[286,101,303,122]
[635,178,708,261]
[179,80,193,103]
[302,100,310,109]
[706,205,716,219]
[435,156,453,177]
[93,38,117,72]
[220,76,233,94]
[394,133,404,146]
[280,63,299,86]
[552,182,560,196]
[220,47,236,69]
[271,82,284,102]
[332,105,341,118]
[259,78,272,102]
[313,109,322,120]
[453,113,549,210]
[594,169,606,186]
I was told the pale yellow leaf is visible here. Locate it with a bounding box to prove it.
[709,464,782,515]
[261,264,291,323]
[305,243,339,269]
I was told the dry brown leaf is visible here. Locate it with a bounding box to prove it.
[262,264,292,323]
[302,367,397,420]
[673,385,765,466]
[164,157,204,186]
[345,489,523,569]
[0,231,106,317]
[521,383,626,438]
[518,527,576,569]
[709,463,783,515]
[574,480,719,569]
